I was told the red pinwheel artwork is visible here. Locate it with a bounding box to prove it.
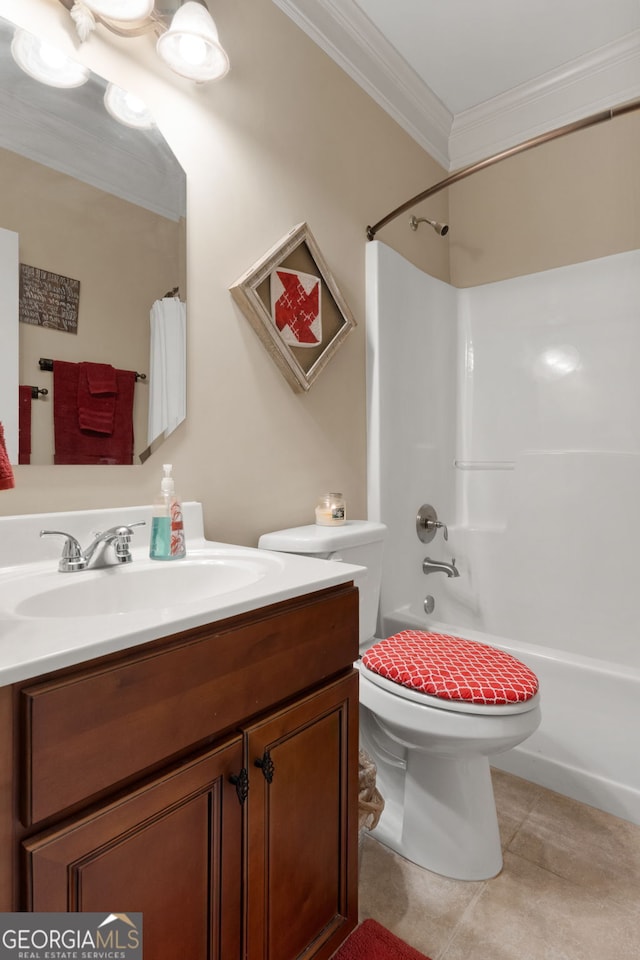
[270,268,322,347]
[230,222,356,392]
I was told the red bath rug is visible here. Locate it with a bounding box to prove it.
[331,919,432,960]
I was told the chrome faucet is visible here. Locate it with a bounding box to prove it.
[422,556,460,578]
[41,522,145,572]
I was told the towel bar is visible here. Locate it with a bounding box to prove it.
[38,358,147,381]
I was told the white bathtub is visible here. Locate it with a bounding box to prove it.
[383,605,640,826]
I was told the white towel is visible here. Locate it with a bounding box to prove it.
[147,297,187,446]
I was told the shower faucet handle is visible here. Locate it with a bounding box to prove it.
[416,504,449,543]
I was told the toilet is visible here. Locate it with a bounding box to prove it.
[258,520,541,881]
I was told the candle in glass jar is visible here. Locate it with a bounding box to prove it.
[315,492,346,526]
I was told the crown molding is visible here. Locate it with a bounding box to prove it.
[449,30,640,169]
[271,0,452,169]
[274,1,640,172]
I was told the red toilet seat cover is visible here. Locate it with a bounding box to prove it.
[362,630,539,705]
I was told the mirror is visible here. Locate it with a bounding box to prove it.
[0,14,186,465]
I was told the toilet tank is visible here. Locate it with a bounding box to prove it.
[258,521,386,650]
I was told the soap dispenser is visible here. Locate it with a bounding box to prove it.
[150,463,186,560]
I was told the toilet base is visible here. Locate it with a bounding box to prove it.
[371,751,503,880]
[361,714,504,881]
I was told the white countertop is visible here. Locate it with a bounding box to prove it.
[0,503,363,687]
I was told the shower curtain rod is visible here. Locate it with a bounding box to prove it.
[366,96,640,241]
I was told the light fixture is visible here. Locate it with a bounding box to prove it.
[11,28,90,88]
[59,0,230,83]
[156,2,230,82]
[104,82,155,128]
[81,0,155,22]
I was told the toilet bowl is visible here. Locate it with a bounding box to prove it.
[258,520,541,881]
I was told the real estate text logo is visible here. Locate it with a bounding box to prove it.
[0,913,142,960]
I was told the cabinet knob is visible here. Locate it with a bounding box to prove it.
[254,750,275,784]
[229,768,249,804]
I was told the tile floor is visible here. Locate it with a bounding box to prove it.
[358,769,640,960]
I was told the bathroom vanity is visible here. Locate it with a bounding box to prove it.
[0,505,361,960]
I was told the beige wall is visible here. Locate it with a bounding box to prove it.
[449,111,640,287]
[0,148,180,463]
[5,2,633,543]
[0,0,447,543]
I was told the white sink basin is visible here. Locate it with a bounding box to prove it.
[3,550,285,619]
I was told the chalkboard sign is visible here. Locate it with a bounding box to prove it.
[19,263,80,334]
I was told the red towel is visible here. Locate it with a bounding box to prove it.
[18,385,32,465]
[77,362,116,435]
[0,422,15,490]
[84,362,117,395]
[53,360,136,465]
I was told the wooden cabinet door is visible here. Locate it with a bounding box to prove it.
[23,736,244,960]
[245,671,359,960]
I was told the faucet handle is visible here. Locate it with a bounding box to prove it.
[92,521,145,538]
[40,530,87,572]
[416,504,449,543]
[112,521,146,562]
[115,521,145,543]
[124,520,146,532]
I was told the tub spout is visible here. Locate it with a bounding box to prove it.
[423,557,460,578]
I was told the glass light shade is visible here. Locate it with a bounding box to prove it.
[104,83,155,128]
[82,0,155,22]
[156,2,230,82]
[11,29,90,88]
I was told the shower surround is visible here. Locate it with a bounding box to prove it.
[366,240,640,825]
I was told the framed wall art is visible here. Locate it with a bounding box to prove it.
[230,222,356,392]
[19,263,80,334]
